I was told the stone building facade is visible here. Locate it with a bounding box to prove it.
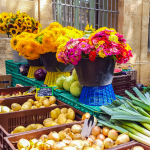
[0,0,150,85]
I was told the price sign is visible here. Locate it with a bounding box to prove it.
[36,87,53,97]
[26,86,36,94]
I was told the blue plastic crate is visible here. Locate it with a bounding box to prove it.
[79,84,116,106]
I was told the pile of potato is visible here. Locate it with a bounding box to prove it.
[17,123,130,150]
[11,107,77,134]
[0,92,33,98]
[0,96,57,113]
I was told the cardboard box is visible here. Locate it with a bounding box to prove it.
[0,74,11,88]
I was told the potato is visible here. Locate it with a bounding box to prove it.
[67,108,75,120]
[18,92,22,96]
[39,96,46,102]
[43,100,50,107]
[40,106,45,108]
[25,124,37,131]
[54,108,61,116]
[61,108,68,114]
[55,119,58,123]
[23,102,32,107]
[5,94,10,98]
[31,106,38,109]
[28,99,34,105]
[21,104,31,110]
[13,126,25,134]
[11,94,16,97]
[34,101,39,106]
[51,104,57,107]
[51,110,58,119]
[66,119,74,123]
[1,106,11,113]
[58,114,67,125]
[43,118,54,125]
[44,121,58,127]
[36,124,44,129]
[11,103,21,111]
[49,96,56,104]
[36,103,42,108]
[0,106,3,113]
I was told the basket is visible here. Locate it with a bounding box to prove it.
[126,70,137,80]
[113,80,136,93]
[44,71,70,86]
[0,104,83,150]
[79,84,116,106]
[3,122,84,150]
[112,75,131,85]
[27,66,45,78]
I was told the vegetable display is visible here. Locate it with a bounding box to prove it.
[56,69,82,97]
[16,123,130,150]
[0,96,57,113]
[98,87,150,146]
[34,69,47,81]
[19,64,30,76]
[11,107,77,134]
[0,91,33,98]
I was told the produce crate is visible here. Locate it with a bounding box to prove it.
[3,121,84,150]
[0,95,65,107]
[0,86,32,99]
[5,60,27,74]
[112,75,131,85]
[0,104,84,150]
[3,123,136,150]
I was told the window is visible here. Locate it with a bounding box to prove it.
[52,0,119,30]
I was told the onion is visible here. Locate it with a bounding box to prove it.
[132,146,144,150]
[51,132,60,142]
[64,128,71,134]
[102,127,110,136]
[82,113,91,120]
[94,116,98,125]
[115,133,130,145]
[93,139,104,149]
[71,125,82,134]
[67,132,74,139]
[92,144,103,150]
[83,147,95,150]
[108,129,118,141]
[82,141,90,147]
[91,126,101,136]
[51,142,66,150]
[69,140,84,150]
[86,138,94,147]
[73,134,86,140]
[89,135,96,141]
[62,137,72,145]
[104,138,114,149]
[61,146,77,150]
[97,134,105,141]
[58,131,67,140]
[48,132,53,140]
[39,134,48,143]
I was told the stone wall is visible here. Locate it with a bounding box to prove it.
[118,0,150,86]
[0,38,13,74]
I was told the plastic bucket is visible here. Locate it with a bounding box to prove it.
[27,58,42,66]
[75,57,115,86]
[13,50,27,63]
[41,52,73,72]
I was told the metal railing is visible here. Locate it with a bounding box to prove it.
[52,0,119,30]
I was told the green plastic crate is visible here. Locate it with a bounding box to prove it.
[6,70,20,87]
[5,60,27,74]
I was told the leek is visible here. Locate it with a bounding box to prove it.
[111,115,150,123]
[140,122,150,130]
[116,123,150,141]
[132,100,150,111]
[120,120,150,137]
[125,90,140,101]
[133,87,150,105]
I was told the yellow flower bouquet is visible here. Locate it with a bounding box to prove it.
[0,11,42,37]
[10,22,84,60]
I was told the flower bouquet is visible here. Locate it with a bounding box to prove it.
[56,26,133,86]
[0,11,41,37]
